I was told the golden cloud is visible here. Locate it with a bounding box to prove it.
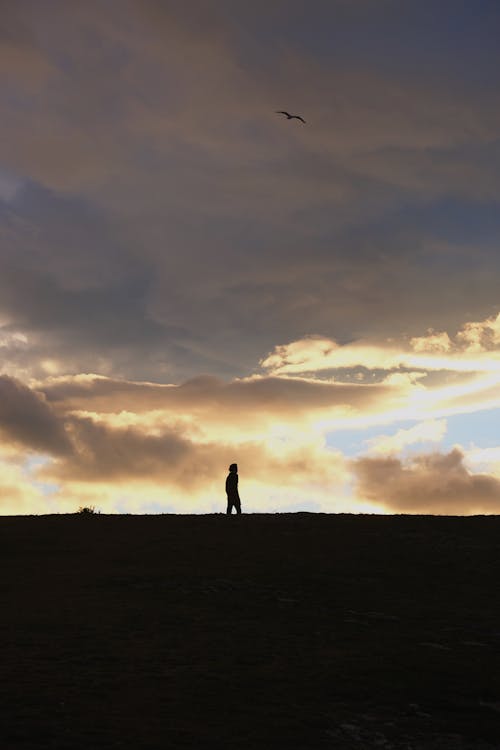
[261,314,500,376]
[0,373,352,512]
[2,310,500,515]
[259,312,500,426]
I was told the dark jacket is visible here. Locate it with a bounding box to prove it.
[225,472,239,498]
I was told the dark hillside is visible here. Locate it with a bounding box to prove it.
[1,513,500,749]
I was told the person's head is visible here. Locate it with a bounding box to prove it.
[229,463,238,473]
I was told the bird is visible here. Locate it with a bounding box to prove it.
[275,110,306,123]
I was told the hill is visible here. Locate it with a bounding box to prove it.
[2,513,500,749]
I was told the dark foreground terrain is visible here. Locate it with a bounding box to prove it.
[2,513,500,749]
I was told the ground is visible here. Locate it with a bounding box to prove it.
[1,513,500,749]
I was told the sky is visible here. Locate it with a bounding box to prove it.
[1,0,500,515]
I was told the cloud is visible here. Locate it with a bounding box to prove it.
[462,445,500,479]
[47,412,345,488]
[2,5,500,513]
[39,372,393,425]
[39,409,351,514]
[410,330,452,353]
[0,375,70,455]
[353,447,500,514]
[456,312,500,352]
[258,312,500,426]
[1,333,500,515]
[0,459,50,515]
[1,4,500,385]
[261,312,500,376]
[0,371,351,512]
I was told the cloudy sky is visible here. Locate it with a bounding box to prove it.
[1,0,500,514]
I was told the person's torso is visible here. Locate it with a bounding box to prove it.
[226,472,238,494]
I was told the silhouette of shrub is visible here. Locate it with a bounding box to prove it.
[77,505,99,515]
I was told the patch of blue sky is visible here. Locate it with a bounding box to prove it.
[442,408,500,451]
[112,498,135,514]
[326,407,500,459]
[22,455,49,474]
[325,419,418,457]
[22,454,59,496]
[138,501,179,515]
[110,498,180,514]
[33,482,60,497]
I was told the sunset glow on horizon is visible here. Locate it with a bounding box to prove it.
[2,1,500,514]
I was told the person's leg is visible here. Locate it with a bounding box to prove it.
[235,498,242,514]
[226,499,233,514]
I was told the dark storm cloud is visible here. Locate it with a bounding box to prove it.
[1,0,500,382]
[1,263,164,348]
[353,448,500,515]
[0,182,198,379]
[0,181,132,291]
[0,375,70,455]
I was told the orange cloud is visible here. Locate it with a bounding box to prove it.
[261,319,500,376]
[0,373,352,513]
[259,312,500,425]
[2,311,500,515]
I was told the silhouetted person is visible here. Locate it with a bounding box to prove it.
[226,463,242,514]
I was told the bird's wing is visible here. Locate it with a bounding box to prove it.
[296,116,306,123]
[276,111,290,116]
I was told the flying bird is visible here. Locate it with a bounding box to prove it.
[276,110,306,123]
